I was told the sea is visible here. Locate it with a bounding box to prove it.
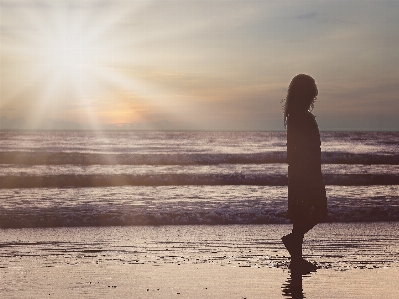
[1,131,399,228]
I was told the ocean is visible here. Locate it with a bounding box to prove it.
[0,131,398,228]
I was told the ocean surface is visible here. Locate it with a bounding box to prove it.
[0,131,398,228]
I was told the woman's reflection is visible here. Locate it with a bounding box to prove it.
[281,268,316,299]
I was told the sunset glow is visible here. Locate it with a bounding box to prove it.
[1,0,399,130]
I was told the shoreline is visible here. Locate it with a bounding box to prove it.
[0,223,398,298]
[0,223,398,270]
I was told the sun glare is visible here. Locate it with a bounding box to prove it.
[46,33,91,78]
[36,21,105,97]
[2,2,202,130]
[17,5,128,129]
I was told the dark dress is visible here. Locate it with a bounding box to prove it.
[286,111,327,225]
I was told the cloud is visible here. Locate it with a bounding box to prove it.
[0,0,51,9]
[294,12,318,20]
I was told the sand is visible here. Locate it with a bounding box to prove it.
[1,264,399,298]
[0,223,398,298]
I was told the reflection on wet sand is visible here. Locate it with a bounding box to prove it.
[281,268,316,299]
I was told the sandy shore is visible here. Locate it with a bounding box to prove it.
[1,223,398,298]
[1,263,399,298]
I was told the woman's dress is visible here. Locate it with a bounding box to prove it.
[286,111,327,224]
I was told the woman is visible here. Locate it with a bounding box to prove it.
[281,74,327,271]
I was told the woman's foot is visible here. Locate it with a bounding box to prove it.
[289,258,318,274]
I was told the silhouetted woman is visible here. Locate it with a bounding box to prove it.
[281,74,327,271]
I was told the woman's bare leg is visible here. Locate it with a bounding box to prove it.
[282,223,318,272]
[290,223,316,261]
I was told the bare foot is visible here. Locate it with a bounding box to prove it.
[289,258,318,274]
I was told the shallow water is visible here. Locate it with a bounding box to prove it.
[1,185,399,227]
[1,223,398,271]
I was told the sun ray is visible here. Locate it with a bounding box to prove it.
[1,0,211,131]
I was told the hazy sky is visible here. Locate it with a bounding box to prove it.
[1,0,398,131]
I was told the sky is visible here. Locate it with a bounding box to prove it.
[0,0,398,131]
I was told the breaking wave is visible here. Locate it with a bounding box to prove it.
[1,185,398,228]
[2,151,399,165]
[1,173,399,188]
[1,200,398,228]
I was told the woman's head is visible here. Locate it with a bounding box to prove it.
[283,74,318,126]
[288,74,318,102]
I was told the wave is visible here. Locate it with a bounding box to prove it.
[1,203,398,228]
[1,173,399,188]
[2,151,399,165]
[0,151,285,165]
[1,185,397,228]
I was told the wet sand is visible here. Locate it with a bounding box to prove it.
[0,223,398,298]
[2,263,399,298]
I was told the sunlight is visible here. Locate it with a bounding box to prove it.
[20,4,132,130]
[35,15,108,102]
[1,1,210,131]
[46,30,92,81]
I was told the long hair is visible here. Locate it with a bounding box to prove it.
[283,74,318,128]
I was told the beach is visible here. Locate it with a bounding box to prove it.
[1,223,398,298]
[1,0,399,294]
[1,131,399,297]
[3,263,399,299]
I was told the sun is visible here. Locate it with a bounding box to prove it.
[32,18,107,99]
[1,1,200,130]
